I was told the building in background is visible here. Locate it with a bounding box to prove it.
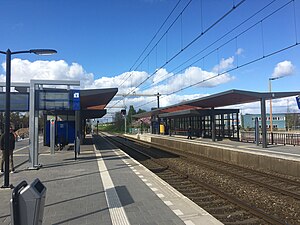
[242,113,300,131]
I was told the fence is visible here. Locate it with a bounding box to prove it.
[241,131,300,146]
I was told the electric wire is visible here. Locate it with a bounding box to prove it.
[133,0,245,88]
[136,0,299,108]
[118,0,182,88]
[138,0,281,91]
[108,0,194,109]
[109,0,246,110]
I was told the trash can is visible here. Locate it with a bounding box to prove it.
[10,178,47,225]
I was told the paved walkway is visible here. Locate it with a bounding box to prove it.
[0,135,222,225]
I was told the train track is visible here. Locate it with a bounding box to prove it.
[123,135,300,201]
[102,133,288,225]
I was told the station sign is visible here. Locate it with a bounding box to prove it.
[0,93,29,112]
[71,90,80,111]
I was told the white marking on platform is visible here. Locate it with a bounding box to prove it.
[157,193,165,198]
[173,209,184,216]
[132,169,137,172]
[150,187,158,191]
[184,220,195,225]
[94,144,130,225]
[142,179,147,182]
[164,201,173,206]
[146,183,152,186]
[138,175,144,178]
[135,172,140,175]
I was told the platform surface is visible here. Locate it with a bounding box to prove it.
[0,135,222,225]
[132,133,300,161]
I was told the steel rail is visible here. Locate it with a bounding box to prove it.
[104,133,286,225]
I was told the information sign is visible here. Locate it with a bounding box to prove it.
[37,90,70,110]
[0,93,29,111]
[71,90,80,111]
[37,90,80,111]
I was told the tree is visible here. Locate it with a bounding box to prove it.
[137,108,146,114]
[114,112,125,132]
[127,105,136,126]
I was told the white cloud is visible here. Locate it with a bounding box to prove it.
[0,58,94,88]
[165,65,234,92]
[0,57,235,112]
[235,48,243,55]
[92,70,148,93]
[271,60,294,79]
[212,57,234,73]
[151,68,172,85]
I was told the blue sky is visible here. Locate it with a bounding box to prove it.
[0,0,300,116]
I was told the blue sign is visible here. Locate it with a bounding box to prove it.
[296,96,300,110]
[72,90,80,111]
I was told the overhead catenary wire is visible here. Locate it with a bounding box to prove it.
[109,0,194,109]
[118,0,183,88]
[138,0,280,91]
[135,0,299,109]
[109,0,246,110]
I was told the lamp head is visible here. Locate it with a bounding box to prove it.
[30,49,57,55]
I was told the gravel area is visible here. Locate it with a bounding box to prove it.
[159,157,300,225]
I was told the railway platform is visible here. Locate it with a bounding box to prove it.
[126,133,300,178]
[0,134,222,225]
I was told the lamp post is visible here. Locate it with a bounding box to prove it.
[269,76,284,136]
[0,49,57,188]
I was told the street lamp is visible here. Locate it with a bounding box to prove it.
[0,49,57,188]
[269,76,285,134]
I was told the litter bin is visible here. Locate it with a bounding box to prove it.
[10,178,47,225]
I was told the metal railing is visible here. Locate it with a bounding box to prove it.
[241,131,300,146]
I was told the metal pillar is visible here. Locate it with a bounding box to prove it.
[50,119,55,154]
[3,50,11,187]
[255,117,259,146]
[260,98,267,148]
[211,108,216,142]
[29,82,36,169]
[75,111,80,154]
[124,116,127,134]
[236,112,240,141]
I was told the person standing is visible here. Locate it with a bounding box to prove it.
[0,126,16,173]
[187,126,192,139]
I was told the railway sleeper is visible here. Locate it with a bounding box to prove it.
[221,217,263,225]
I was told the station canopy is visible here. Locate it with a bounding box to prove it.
[80,88,118,119]
[38,88,118,119]
[133,89,300,118]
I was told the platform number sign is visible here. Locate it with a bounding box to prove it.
[72,90,80,110]
[296,96,300,110]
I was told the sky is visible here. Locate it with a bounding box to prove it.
[0,0,300,121]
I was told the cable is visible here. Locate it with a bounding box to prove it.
[125,0,246,97]
[135,0,299,108]
[109,0,195,109]
[118,0,183,88]
[139,0,283,91]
